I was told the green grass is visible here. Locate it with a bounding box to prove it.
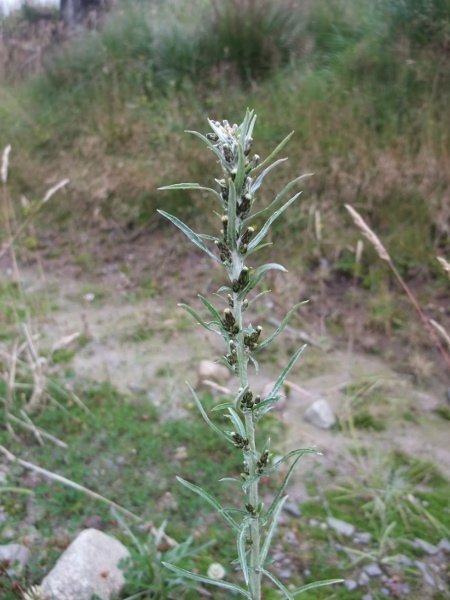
[0,0,449,294]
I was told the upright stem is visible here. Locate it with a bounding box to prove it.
[234,293,261,600]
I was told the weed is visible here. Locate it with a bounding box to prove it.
[159,111,341,598]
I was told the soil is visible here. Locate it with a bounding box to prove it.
[2,227,449,487]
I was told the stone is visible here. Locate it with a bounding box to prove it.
[362,595,373,600]
[415,538,439,555]
[344,579,358,591]
[438,538,450,552]
[283,502,302,518]
[0,544,30,575]
[354,532,372,545]
[415,560,436,587]
[358,572,370,586]
[41,529,130,600]
[197,360,229,385]
[304,399,336,429]
[380,590,390,598]
[364,563,383,577]
[326,517,355,537]
[393,554,413,567]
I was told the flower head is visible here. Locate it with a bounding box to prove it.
[207,562,226,580]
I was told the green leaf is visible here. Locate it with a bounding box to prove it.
[245,242,273,257]
[243,448,318,491]
[178,303,220,334]
[238,518,251,585]
[158,210,220,263]
[248,355,259,373]
[176,477,240,532]
[247,193,302,252]
[264,452,313,521]
[251,158,287,194]
[158,183,222,203]
[162,562,252,598]
[186,130,223,161]
[253,131,294,173]
[234,142,246,193]
[243,263,287,296]
[260,495,288,566]
[291,579,344,596]
[198,295,223,326]
[228,180,238,248]
[226,407,246,438]
[255,302,307,352]
[261,568,295,600]
[211,402,233,412]
[247,290,271,307]
[259,345,307,415]
[247,173,313,223]
[186,382,229,442]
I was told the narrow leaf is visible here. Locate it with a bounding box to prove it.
[162,562,252,598]
[255,302,307,352]
[253,131,294,173]
[238,519,251,585]
[226,407,246,438]
[291,579,344,596]
[243,263,287,296]
[261,496,288,565]
[245,242,273,257]
[186,130,223,161]
[158,183,222,203]
[158,210,220,263]
[178,304,220,334]
[248,193,302,252]
[261,568,295,600]
[198,295,223,325]
[211,402,233,412]
[228,181,238,248]
[234,142,246,193]
[186,382,229,442]
[264,345,306,406]
[248,355,259,373]
[251,158,287,194]
[247,290,271,308]
[264,455,307,521]
[247,173,313,223]
[176,477,239,532]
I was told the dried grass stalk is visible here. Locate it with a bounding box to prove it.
[345,204,390,262]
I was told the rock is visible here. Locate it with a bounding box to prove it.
[358,572,370,586]
[283,502,302,518]
[344,579,358,591]
[438,538,450,552]
[279,568,293,579]
[308,518,319,527]
[364,563,383,577]
[326,517,355,537]
[41,528,130,600]
[82,515,105,530]
[393,554,413,567]
[415,538,439,555]
[197,360,229,385]
[0,544,30,575]
[415,560,436,587]
[304,399,336,429]
[354,532,372,545]
[362,594,373,600]
[380,590,390,598]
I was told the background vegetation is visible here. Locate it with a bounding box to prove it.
[0,0,449,282]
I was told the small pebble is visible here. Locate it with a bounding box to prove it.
[364,563,383,577]
[283,502,302,518]
[438,538,450,553]
[308,518,319,527]
[415,538,439,555]
[344,579,358,591]
[279,569,292,579]
[362,595,373,600]
[380,587,390,597]
[326,517,355,537]
[354,532,372,545]
[358,572,370,586]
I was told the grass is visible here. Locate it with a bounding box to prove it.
[2,376,449,599]
[0,0,449,295]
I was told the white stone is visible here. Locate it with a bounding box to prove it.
[326,517,355,537]
[0,544,30,574]
[41,529,130,600]
[197,360,229,385]
[304,399,336,429]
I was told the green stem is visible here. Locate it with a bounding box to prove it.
[234,293,261,600]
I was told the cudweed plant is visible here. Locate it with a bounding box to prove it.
[159,110,342,599]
